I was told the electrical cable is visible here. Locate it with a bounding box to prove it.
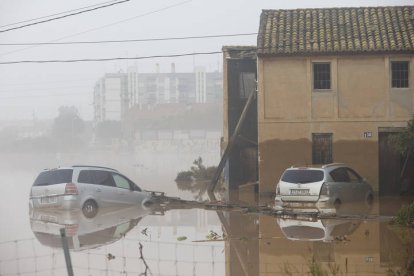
[0,0,130,33]
[0,51,222,65]
[0,0,192,57]
[0,33,258,46]
[0,0,125,29]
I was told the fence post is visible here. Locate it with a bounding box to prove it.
[60,228,74,276]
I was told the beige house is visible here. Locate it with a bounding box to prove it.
[256,6,414,194]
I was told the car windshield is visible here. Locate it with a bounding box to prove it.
[33,169,73,186]
[281,169,324,184]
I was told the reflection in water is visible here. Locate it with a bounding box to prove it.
[30,205,151,251]
[0,194,412,275]
[277,217,360,242]
[1,204,225,275]
[1,150,413,275]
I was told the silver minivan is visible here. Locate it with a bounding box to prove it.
[29,166,153,217]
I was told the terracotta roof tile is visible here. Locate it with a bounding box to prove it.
[257,6,414,55]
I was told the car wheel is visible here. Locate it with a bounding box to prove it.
[82,200,98,218]
[334,199,341,210]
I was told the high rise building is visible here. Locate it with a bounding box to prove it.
[93,72,127,122]
[93,65,222,122]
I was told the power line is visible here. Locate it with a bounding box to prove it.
[0,0,125,29]
[0,0,130,34]
[53,0,193,41]
[0,51,222,65]
[0,0,192,57]
[0,33,258,46]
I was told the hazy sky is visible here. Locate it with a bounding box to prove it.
[0,0,411,121]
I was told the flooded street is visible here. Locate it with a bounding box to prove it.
[2,1,414,275]
[0,151,413,276]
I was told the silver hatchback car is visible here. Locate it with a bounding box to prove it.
[29,166,153,217]
[274,163,374,210]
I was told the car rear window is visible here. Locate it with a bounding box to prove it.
[282,226,325,240]
[33,169,73,186]
[281,169,324,184]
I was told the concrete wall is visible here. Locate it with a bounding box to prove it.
[258,55,414,193]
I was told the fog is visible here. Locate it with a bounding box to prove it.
[0,0,411,120]
[1,1,413,275]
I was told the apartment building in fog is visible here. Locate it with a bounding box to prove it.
[93,64,223,122]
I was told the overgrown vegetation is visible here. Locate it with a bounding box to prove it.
[387,202,414,274]
[390,115,414,156]
[175,157,219,201]
[175,157,217,182]
[389,115,414,195]
[393,203,414,227]
[387,222,414,275]
[280,255,341,276]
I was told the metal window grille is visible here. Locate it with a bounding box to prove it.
[312,133,333,164]
[313,63,331,90]
[391,61,409,88]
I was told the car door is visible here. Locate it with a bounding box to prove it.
[111,173,145,205]
[329,168,352,202]
[90,170,117,207]
[346,168,365,201]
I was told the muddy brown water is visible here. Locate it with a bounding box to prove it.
[0,152,412,276]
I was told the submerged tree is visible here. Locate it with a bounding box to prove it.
[175,157,217,182]
[175,157,218,201]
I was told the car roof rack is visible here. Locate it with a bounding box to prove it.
[321,163,346,168]
[71,165,118,171]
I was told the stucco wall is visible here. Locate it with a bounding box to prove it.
[258,55,414,193]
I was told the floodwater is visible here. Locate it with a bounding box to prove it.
[0,150,413,276]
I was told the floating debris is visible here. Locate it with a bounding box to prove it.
[107,253,116,261]
[141,227,148,236]
[177,236,187,241]
[206,230,221,240]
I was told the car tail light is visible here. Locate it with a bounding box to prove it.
[320,183,329,196]
[64,183,78,195]
[276,185,280,195]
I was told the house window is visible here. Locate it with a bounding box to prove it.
[391,61,409,88]
[313,63,331,90]
[312,133,333,164]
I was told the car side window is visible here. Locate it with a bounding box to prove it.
[131,182,142,192]
[93,170,116,187]
[346,169,362,183]
[330,168,350,182]
[78,170,94,183]
[112,173,131,190]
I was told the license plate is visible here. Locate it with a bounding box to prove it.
[290,189,310,195]
[40,196,57,204]
[289,202,315,207]
[40,215,58,223]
